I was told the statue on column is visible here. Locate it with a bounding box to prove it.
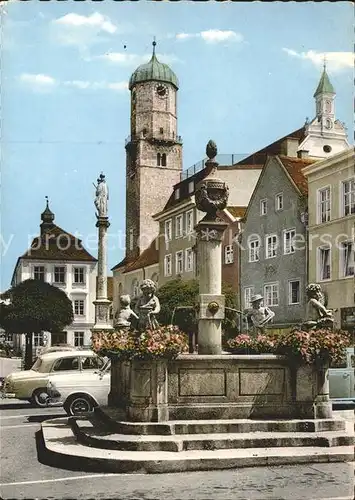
[302,283,334,331]
[135,279,161,331]
[245,294,275,335]
[94,173,109,218]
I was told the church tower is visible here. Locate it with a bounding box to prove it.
[125,41,183,261]
[298,63,349,158]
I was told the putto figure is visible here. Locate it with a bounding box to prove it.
[114,295,139,329]
[245,294,275,335]
[302,283,334,331]
[94,173,109,218]
[135,279,161,331]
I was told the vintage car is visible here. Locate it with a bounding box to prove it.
[329,347,355,402]
[46,359,111,415]
[1,349,106,407]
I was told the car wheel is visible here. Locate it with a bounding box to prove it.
[64,395,94,416]
[31,388,49,408]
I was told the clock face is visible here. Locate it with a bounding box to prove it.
[155,84,169,99]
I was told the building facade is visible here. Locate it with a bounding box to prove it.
[11,201,98,355]
[303,147,355,332]
[239,153,315,328]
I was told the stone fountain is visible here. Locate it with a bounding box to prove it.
[40,142,353,474]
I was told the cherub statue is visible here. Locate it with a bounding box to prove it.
[135,279,161,331]
[302,283,334,331]
[114,295,139,329]
[245,294,275,335]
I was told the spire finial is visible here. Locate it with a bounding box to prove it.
[323,53,327,71]
[152,37,156,56]
[45,195,49,207]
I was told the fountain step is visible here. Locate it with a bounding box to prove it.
[41,418,354,474]
[70,418,353,452]
[93,408,346,435]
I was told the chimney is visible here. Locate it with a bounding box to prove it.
[280,137,299,157]
[297,150,309,159]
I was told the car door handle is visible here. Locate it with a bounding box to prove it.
[343,373,350,378]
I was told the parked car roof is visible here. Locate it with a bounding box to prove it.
[38,349,96,361]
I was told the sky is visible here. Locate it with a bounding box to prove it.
[1,1,353,290]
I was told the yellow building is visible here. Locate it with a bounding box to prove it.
[303,147,355,332]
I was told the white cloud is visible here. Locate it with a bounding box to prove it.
[282,48,354,72]
[19,73,57,91]
[64,80,128,92]
[176,29,243,44]
[51,12,117,48]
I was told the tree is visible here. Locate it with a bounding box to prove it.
[0,279,74,369]
[156,278,239,341]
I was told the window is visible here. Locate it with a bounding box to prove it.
[264,283,279,307]
[318,246,331,281]
[244,287,254,309]
[260,199,267,216]
[157,153,161,166]
[176,251,183,274]
[52,357,79,372]
[129,228,134,251]
[224,245,234,264]
[174,188,180,200]
[34,266,45,281]
[73,267,85,284]
[81,356,104,370]
[340,241,355,277]
[275,193,283,211]
[323,145,332,153]
[186,210,194,234]
[164,254,172,277]
[142,127,147,136]
[132,280,140,298]
[185,248,194,272]
[284,229,296,255]
[161,153,167,167]
[74,299,85,316]
[54,266,66,284]
[188,181,194,194]
[325,100,332,113]
[175,214,183,238]
[33,332,44,347]
[74,331,85,347]
[248,238,260,262]
[265,235,278,259]
[164,219,172,242]
[159,127,164,134]
[342,179,355,216]
[289,280,300,305]
[318,187,331,223]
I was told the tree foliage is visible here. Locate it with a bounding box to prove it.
[156,278,239,336]
[0,279,74,334]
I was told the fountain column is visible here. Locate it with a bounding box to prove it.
[195,141,229,354]
[92,173,113,332]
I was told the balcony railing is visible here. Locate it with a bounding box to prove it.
[180,154,252,181]
[125,132,183,146]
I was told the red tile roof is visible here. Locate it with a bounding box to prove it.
[21,224,97,262]
[123,238,159,273]
[278,155,316,195]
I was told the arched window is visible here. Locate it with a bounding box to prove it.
[157,153,161,166]
[131,279,140,298]
[162,153,167,167]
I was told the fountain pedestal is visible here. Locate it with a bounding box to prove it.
[196,220,228,354]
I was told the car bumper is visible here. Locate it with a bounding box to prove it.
[1,390,18,399]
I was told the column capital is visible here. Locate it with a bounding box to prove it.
[195,220,228,242]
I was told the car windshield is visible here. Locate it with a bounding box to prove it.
[31,358,42,372]
[31,357,52,373]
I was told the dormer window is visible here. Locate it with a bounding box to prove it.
[174,188,180,200]
[188,181,194,194]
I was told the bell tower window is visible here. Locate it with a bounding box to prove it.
[142,128,147,137]
[162,153,167,167]
[157,153,161,166]
[160,127,164,135]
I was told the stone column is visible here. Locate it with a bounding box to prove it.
[196,221,228,354]
[194,140,229,355]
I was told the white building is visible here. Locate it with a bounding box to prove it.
[11,200,99,355]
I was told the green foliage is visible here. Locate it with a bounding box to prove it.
[156,278,238,335]
[0,279,74,334]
